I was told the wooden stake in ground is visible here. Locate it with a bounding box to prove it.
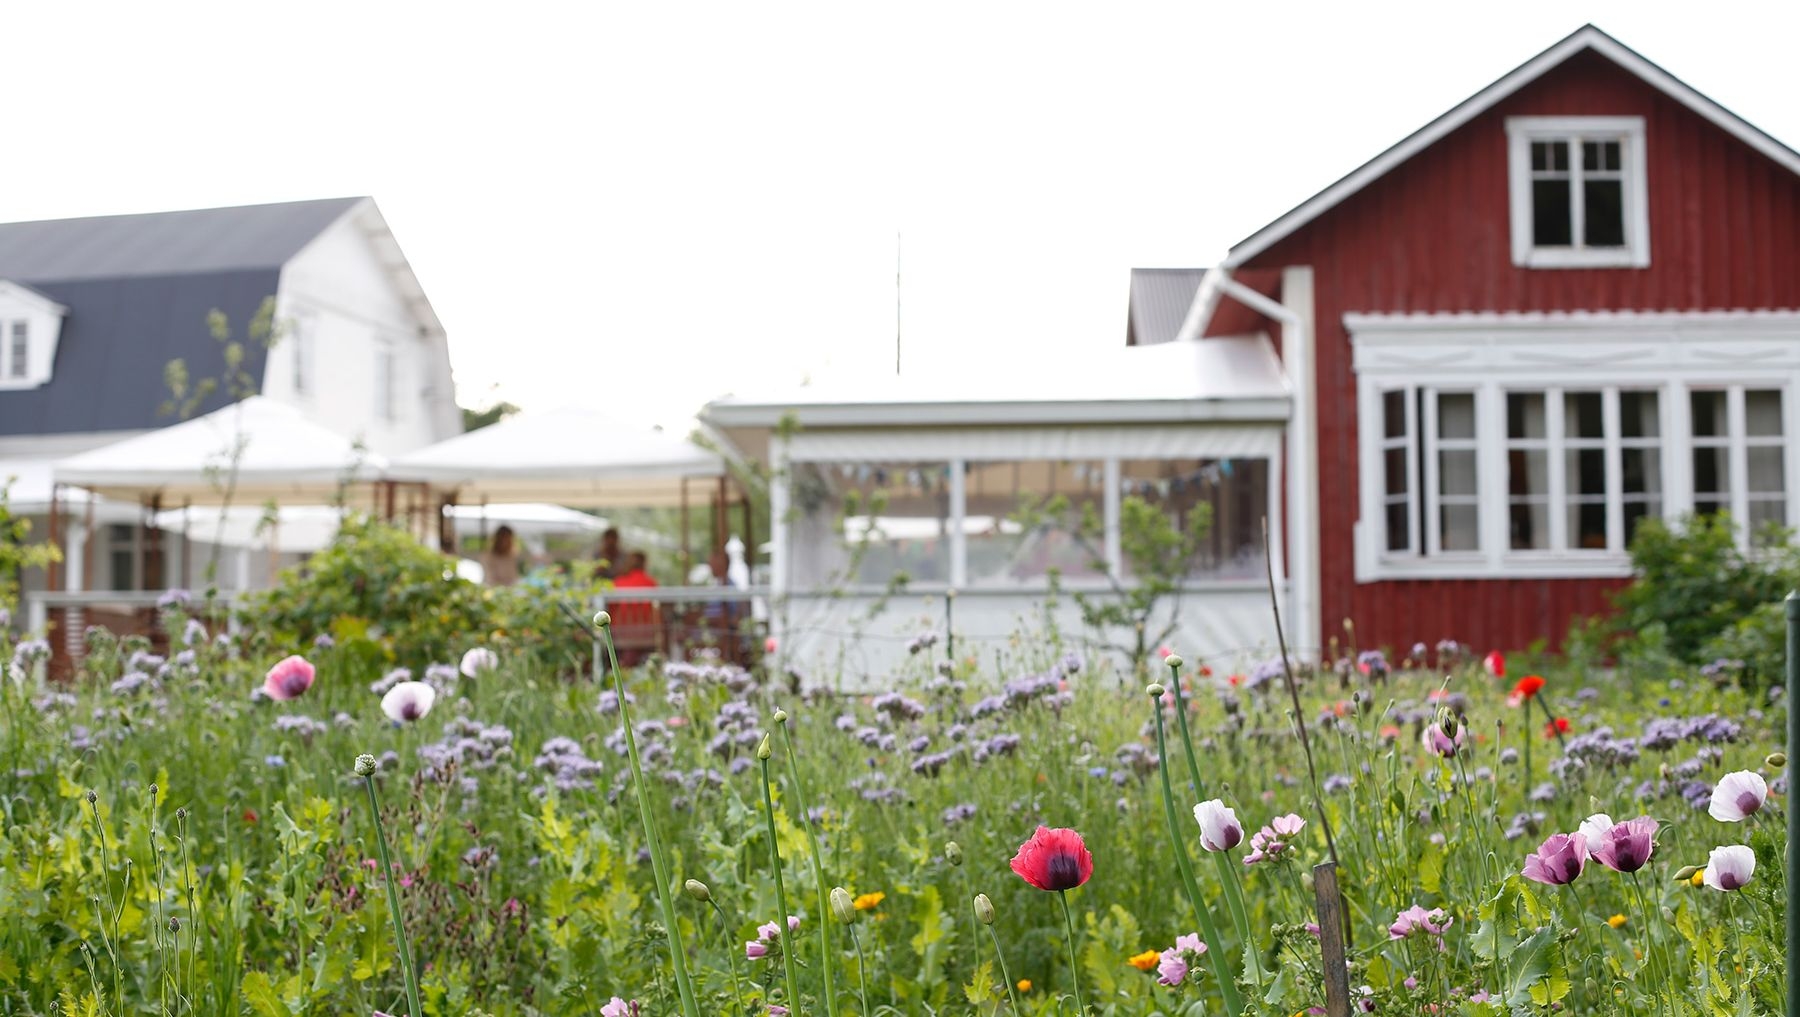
[1312,862,1352,1017]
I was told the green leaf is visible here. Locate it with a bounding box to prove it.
[962,959,998,1006]
[240,971,295,1017]
[1501,926,1557,1006]
[1417,840,1445,895]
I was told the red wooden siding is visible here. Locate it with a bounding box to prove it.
[1231,49,1800,654]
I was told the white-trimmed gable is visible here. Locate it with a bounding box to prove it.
[0,280,68,391]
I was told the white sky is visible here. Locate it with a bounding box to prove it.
[5,1,1798,427]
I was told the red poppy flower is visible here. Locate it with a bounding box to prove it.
[1543,717,1570,738]
[1507,674,1546,707]
[1010,826,1093,892]
[1483,651,1505,678]
[242,808,259,824]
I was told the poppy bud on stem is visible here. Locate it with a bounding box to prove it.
[972,894,1021,1013]
[354,752,422,1017]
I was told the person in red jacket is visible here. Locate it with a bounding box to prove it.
[609,552,660,667]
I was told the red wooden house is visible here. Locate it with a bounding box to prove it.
[1145,25,1800,655]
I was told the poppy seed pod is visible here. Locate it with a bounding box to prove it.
[945,841,963,866]
[593,610,612,629]
[354,753,378,777]
[831,886,856,924]
[1766,752,1787,769]
[1146,682,1165,698]
[973,893,996,925]
[684,879,711,902]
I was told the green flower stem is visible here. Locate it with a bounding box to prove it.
[986,925,1023,1013]
[362,775,422,1017]
[600,622,701,1017]
[1167,661,1265,988]
[849,925,872,1017]
[1056,889,1088,1016]
[778,720,841,1017]
[759,753,806,1017]
[1150,693,1244,1015]
[710,901,747,1017]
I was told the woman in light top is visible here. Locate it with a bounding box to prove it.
[482,525,521,587]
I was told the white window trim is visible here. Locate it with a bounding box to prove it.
[1349,311,1800,580]
[0,280,68,392]
[1506,115,1650,269]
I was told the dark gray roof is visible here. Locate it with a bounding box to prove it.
[1126,268,1206,346]
[0,197,363,281]
[0,198,362,436]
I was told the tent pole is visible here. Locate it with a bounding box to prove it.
[48,483,61,593]
[83,495,95,592]
[715,476,728,554]
[679,478,691,579]
[133,498,147,592]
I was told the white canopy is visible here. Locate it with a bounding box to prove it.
[447,502,607,537]
[391,405,728,508]
[153,504,346,553]
[55,396,387,505]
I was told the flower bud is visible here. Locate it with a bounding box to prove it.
[1163,653,1184,671]
[757,734,772,760]
[148,783,158,798]
[831,886,856,924]
[354,753,378,777]
[1146,682,1165,698]
[1672,865,1700,882]
[86,789,98,805]
[973,893,996,925]
[684,879,711,902]
[1767,752,1787,769]
[773,708,789,725]
[593,610,612,629]
[945,841,963,866]
[167,917,180,933]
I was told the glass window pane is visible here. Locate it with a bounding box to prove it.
[1566,448,1606,497]
[788,461,953,588]
[1690,391,1728,438]
[1439,449,1477,497]
[1581,140,1600,171]
[1531,141,1552,172]
[1621,448,1662,496]
[964,460,1108,586]
[1440,505,1478,552]
[1509,448,1548,496]
[1748,446,1786,496]
[1746,390,1783,437]
[1384,448,1408,497]
[1508,392,1546,439]
[1510,502,1549,550]
[1437,392,1475,440]
[1749,500,1787,541]
[1620,391,1660,438]
[1386,502,1410,552]
[1383,390,1407,439]
[1692,447,1730,515]
[1567,500,1607,549]
[1564,391,1604,439]
[1533,179,1573,246]
[1623,500,1661,542]
[1121,458,1269,581]
[1584,179,1625,247]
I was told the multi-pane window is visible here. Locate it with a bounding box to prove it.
[1694,387,1787,540]
[374,341,397,422]
[1618,391,1663,540]
[6,320,26,379]
[1380,387,1478,556]
[291,312,313,396]
[1506,392,1551,550]
[1507,117,1648,268]
[1507,387,1664,553]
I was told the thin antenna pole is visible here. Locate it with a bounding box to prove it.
[895,232,902,376]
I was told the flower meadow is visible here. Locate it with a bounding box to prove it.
[0,605,1790,1016]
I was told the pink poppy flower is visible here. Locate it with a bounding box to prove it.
[263,655,315,700]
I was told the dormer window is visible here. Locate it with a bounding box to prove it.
[0,280,66,390]
[1506,116,1649,268]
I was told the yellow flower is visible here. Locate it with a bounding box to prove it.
[1017,979,1032,993]
[853,891,885,912]
[1690,869,1705,887]
[1129,950,1161,971]
[1607,914,1627,929]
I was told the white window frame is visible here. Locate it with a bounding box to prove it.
[1349,310,1800,580]
[290,309,315,398]
[1506,116,1650,269]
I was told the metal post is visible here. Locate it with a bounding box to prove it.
[1786,591,1798,1017]
[1313,862,1352,1017]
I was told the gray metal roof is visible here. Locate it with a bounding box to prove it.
[1127,268,1205,346]
[0,199,362,436]
[0,197,362,280]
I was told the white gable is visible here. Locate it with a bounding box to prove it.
[0,280,67,391]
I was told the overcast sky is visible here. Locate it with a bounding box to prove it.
[5,1,1797,427]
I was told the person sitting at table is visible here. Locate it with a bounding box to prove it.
[481,525,521,587]
[609,551,660,666]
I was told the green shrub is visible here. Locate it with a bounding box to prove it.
[1612,513,1798,682]
[241,515,603,678]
